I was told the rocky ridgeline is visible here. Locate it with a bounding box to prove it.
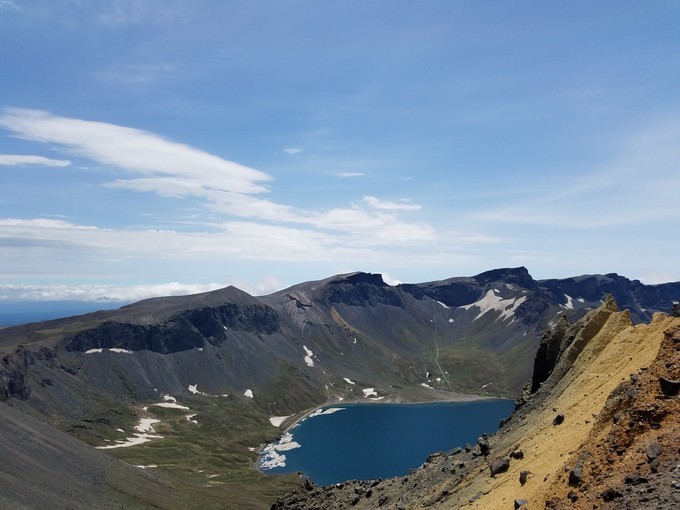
[544,324,680,509]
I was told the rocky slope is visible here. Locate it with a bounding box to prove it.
[0,268,678,509]
[272,297,680,509]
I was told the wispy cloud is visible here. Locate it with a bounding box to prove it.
[0,154,71,167]
[337,172,364,178]
[95,62,179,86]
[0,107,271,195]
[471,120,680,229]
[0,0,19,11]
[283,147,302,155]
[362,195,421,211]
[0,108,438,246]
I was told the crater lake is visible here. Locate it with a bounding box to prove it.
[259,399,514,485]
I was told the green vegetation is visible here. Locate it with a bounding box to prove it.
[51,393,301,509]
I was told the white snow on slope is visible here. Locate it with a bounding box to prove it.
[436,300,450,309]
[362,388,377,397]
[188,384,201,394]
[269,415,290,427]
[153,402,190,410]
[259,432,301,469]
[97,418,162,449]
[421,382,434,389]
[303,345,315,367]
[343,377,355,385]
[244,389,254,398]
[308,407,345,418]
[461,289,527,322]
[85,348,133,354]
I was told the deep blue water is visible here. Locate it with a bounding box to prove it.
[260,399,514,485]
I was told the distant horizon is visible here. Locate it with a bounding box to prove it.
[1,265,678,305]
[2,3,679,302]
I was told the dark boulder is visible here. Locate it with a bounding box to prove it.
[519,470,531,486]
[489,457,510,477]
[659,377,680,396]
[646,443,662,461]
[553,412,565,425]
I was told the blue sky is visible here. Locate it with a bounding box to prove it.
[1,1,679,302]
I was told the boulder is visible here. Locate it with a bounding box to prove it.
[489,457,510,477]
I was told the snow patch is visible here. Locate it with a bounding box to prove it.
[421,383,434,389]
[448,318,454,323]
[153,402,190,410]
[269,415,290,427]
[244,389,254,398]
[362,388,377,397]
[308,407,345,418]
[162,394,176,402]
[259,432,301,470]
[461,290,527,322]
[186,414,198,424]
[562,294,575,310]
[436,300,450,309]
[343,377,355,385]
[303,345,315,367]
[97,418,162,449]
[86,348,133,354]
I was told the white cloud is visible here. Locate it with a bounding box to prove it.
[95,62,178,86]
[0,275,289,303]
[362,195,421,211]
[0,107,271,195]
[381,272,402,286]
[337,172,364,178]
[0,108,436,246]
[471,120,680,229]
[0,0,19,11]
[0,154,71,167]
[283,147,302,155]
[0,282,226,303]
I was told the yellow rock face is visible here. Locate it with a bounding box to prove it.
[445,308,680,509]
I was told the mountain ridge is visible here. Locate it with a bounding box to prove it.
[0,267,679,509]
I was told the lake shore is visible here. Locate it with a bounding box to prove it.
[256,396,516,484]
[255,388,504,466]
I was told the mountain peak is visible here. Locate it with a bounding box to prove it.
[474,266,536,289]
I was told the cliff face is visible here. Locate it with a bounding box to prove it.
[272,299,680,509]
